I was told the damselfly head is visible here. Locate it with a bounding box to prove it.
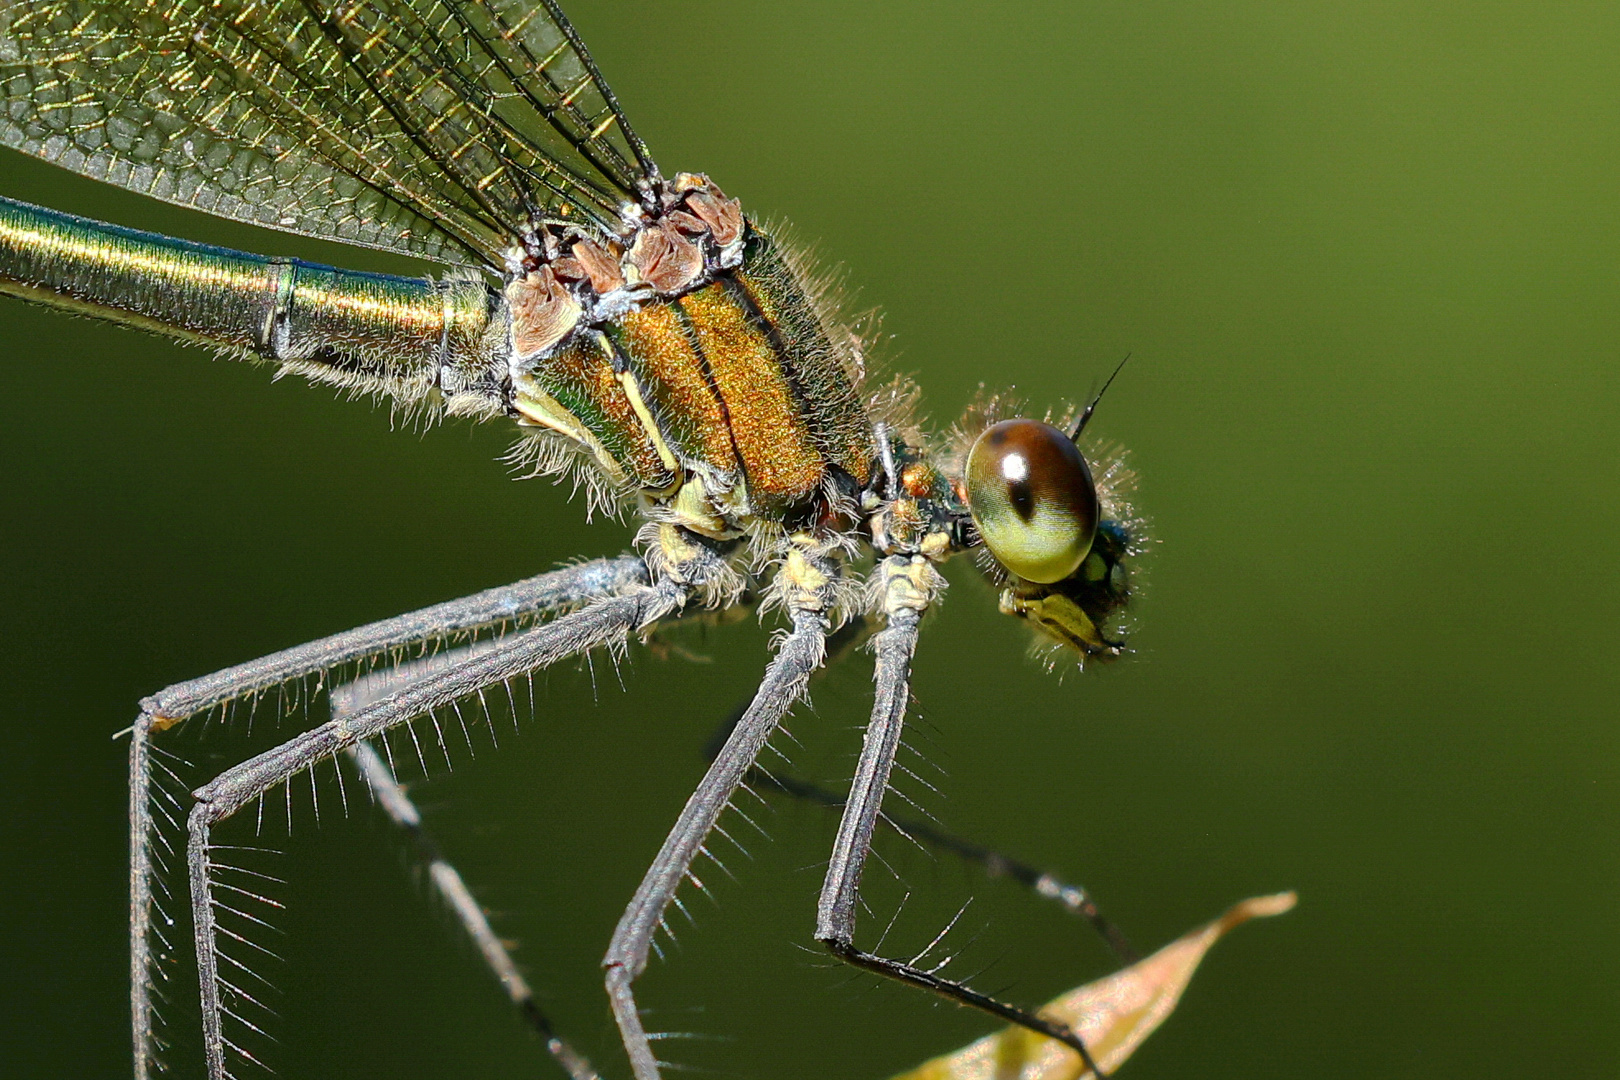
[950,389,1144,665]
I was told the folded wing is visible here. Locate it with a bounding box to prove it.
[0,0,657,267]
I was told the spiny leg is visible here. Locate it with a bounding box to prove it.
[602,535,842,1080]
[330,642,601,1078]
[144,555,649,723]
[185,578,691,1080]
[129,555,649,1080]
[345,741,600,1080]
[814,556,1110,1077]
[741,764,1136,964]
[131,556,648,1076]
[703,621,1136,966]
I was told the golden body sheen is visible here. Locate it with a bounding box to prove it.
[510,226,872,533]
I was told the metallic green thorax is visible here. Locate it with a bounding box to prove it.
[511,225,872,529]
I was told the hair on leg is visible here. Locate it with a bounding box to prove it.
[814,556,1110,1078]
[346,741,600,1080]
[179,571,686,1080]
[698,611,1134,964]
[130,556,650,1077]
[601,534,844,1080]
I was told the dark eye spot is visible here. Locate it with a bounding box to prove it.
[964,418,1101,584]
[1008,474,1037,521]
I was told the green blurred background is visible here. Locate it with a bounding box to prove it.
[3,1,1617,1076]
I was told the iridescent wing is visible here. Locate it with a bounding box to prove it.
[0,0,658,268]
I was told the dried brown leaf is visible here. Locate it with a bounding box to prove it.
[890,891,1297,1080]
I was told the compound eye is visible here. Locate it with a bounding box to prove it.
[965,419,1099,584]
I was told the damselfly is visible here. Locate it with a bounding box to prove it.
[1,3,1158,1077]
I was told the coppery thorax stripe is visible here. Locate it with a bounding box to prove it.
[674,280,826,515]
[605,301,739,483]
[731,231,871,485]
[516,225,872,524]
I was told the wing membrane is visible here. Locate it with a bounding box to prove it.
[0,0,655,267]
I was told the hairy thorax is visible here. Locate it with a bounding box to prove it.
[502,174,873,539]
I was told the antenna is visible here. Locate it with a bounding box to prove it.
[1069,353,1132,440]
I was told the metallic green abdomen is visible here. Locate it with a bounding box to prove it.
[0,195,492,407]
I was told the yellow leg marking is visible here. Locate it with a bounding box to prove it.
[666,478,734,539]
[878,555,945,616]
[776,532,850,618]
